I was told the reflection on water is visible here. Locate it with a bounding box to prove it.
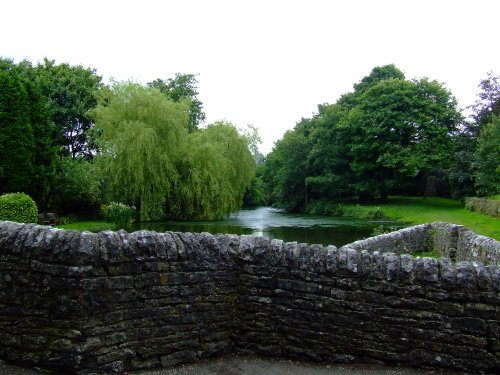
[132,207,404,248]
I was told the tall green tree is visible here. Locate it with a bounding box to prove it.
[262,119,314,211]
[95,83,254,221]
[347,78,460,200]
[169,121,254,220]
[240,124,266,206]
[263,65,462,209]
[148,73,205,132]
[35,59,103,158]
[94,82,188,221]
[0,59,34,194]
[16,60,58,207]
[0,58,57,207]
[447,72,499,198]
[468,71,500,137]
[352,64,406,94]
[307,103,354,200]
[474,116,500,196]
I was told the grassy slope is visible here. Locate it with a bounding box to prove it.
[374,196,500,240]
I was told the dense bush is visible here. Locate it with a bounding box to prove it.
[474,116,500,197]
[0,192,38,223]
[243,176,266,207]
[343,205,386,219]
[305,200,385,219]
[53,157,103,216]
[101,202,136,228]
[305,200,345,216]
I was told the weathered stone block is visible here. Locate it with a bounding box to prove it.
[455,262,477,289]
[325,245,338,274]
[338,247,359,275]
[371,251,384,279]
[486,265,500,292]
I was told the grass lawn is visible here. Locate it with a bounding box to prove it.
[56,220,115,232]
[369,196,500,241]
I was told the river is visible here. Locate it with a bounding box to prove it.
[132,207,404,248]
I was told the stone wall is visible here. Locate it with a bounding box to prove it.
[0,221,499,374]
[344,222,500,266]
[340,224,432,255]
[465,197,500,218]
[431,222,500,265]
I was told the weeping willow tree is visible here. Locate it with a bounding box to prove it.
[93,82,188,221]
[94,83,254,221]
[168,121,254,220]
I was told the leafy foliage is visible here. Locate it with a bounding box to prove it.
[148,73,205,132]
[94,82,188,221]
[468,71,500,136]
[35,59,103,158]
[262,119,314,211]
[101,202,136,228]
[0,59,35,194]
[0,192,38,223]
[474,116,500,196]
[346,77,459,200]
[305,200,345,216]
[0,58,57,207]
[447,72,500,198]
[243,175,266,207]
[353,64,405,93]
[95,84,254,221]
[168,121,254,220]
[52,157,103,215]
[263,65,461,209]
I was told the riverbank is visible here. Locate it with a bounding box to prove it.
[57,197,499,243]
[56,207,402,247]
[351,196,500,241]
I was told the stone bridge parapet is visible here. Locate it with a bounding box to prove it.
[0,221,498,373]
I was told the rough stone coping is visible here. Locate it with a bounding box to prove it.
[0,220,499,291]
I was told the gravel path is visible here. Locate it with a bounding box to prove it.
[0,356,464,375]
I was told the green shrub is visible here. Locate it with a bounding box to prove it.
[101,202,136,228]
[305,200,386,219]
[343,205,386,219]
[305,200,344,216]
[0,192,38,223]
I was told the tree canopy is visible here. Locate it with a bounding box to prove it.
[94,82,188,221]
[168,121,254,220]
[147,73,205,132]
[35,59,104,158]
[447,71,500,198]
[263,65,462,209]
[2,55,497,219]
[0,58,57,207]
[474,116,500,197]
[469,71,500,135]
[94,82,253,221]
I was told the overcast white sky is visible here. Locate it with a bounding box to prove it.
[2,0,499,154]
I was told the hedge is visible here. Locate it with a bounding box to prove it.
[0,192,38,223]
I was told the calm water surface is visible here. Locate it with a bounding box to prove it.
[132,207,404,248]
